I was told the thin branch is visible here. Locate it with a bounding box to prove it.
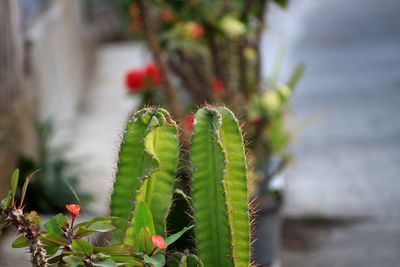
[138,0,183,120]
[169,57,210,104]
[204,23,223,81]
[185,54,216,100]
[264,157,290,182]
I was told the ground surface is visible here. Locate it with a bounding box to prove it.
[275,0,400,266]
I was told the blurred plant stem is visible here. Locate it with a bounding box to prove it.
[137,0,183,122]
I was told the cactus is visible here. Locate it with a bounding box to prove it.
[191,106,250,266]
[110,107,179,243]
[110,105,250,266]
[4,105,251,267]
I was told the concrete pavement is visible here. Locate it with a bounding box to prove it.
[268,0,400,266]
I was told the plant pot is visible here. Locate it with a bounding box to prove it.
[252,172,285,267]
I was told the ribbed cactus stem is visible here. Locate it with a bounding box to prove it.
[217,107,250,266]
[191,106,250,267]
[111,107,179,243]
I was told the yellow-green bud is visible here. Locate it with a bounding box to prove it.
[220,16,246,38]
[278,84,292,99]
[244,47,257,62]
[262,91,281,110]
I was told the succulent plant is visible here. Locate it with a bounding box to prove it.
[110,105,250,266]
[191,106,250,266]
[2,105,251,267]
[110,107,179,243]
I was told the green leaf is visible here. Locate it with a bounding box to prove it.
[93,245,132,255]
[135,226,153,253]
[95,253,111,260]
[20,169,40,207]
[108,255,143,266]
[273,0,289,8]
[74,221,115,238]
[74,216,116,229]
[48,254,65,264]
[86,221,115,232]
[144,254,165,267]
[124,201,155,246]
[93,259,117,267]
[165,225,194,245]
[41,232,67,246]
[44,213,67,236]
[63,255,84,267]
[134,201,155,234]
[11,169,19,203]
[287,62,306,90]
[72,239,93,255]
[11,235,29,248]
[46,245,60,256]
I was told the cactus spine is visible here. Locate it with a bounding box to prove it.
[191,106,250,266]
[110,107,179,243]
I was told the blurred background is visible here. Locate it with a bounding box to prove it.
[1,0,399,266]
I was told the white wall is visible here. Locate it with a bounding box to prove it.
[28,0,89,140]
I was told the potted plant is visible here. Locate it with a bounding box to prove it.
[1,106,252,267]
[119,1,305,265]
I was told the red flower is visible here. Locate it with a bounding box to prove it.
[125,69,146,92]
[185,113,195,132]
[145,63,162,86]
[186,22,204,39]
[152,235,168,249]
[212,80,224,95]
[160,10,175,22]
[66,204,80,217]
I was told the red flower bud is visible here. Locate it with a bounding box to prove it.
[160,10,175,22]
[212,79,224,95]
[151,235,168,249]
[186,22,204,39]
[185,113,195,132]
[145,63,163,86]
[66,204,80,217]
[125,69,146,92]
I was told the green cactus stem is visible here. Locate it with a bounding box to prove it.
[110,107,179,243]
[217,107,250,265]
[191,106,250,267]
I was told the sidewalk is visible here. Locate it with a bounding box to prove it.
[283,0,400,219]
[273,0,400,266]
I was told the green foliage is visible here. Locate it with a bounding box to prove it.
[191,106,250,266]
[3,105,250,267]
[123,0,304,196]
[16,121,91,213]
[168,251,204,267]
